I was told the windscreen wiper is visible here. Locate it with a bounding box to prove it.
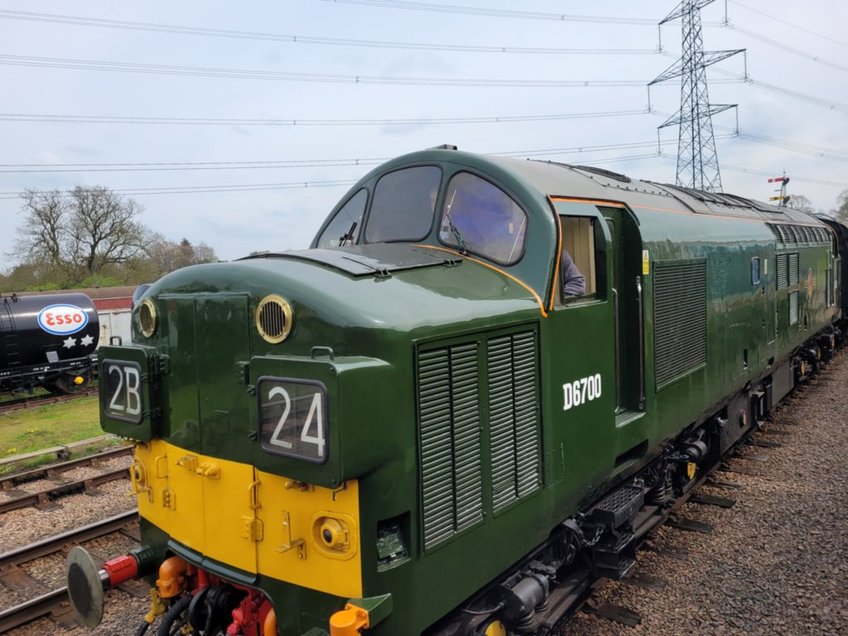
[337,220,358,246]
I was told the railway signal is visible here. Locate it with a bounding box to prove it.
[768,174,790,206]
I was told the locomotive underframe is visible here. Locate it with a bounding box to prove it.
[0,355,96,393]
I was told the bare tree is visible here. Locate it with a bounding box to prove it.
[13,189,71,269]
[132,234,218,281]
[785,194,816,214]
[67,186,149,275]
[835,189,848,223]
[12,186,151,285]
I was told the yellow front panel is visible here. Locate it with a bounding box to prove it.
[132,440,258,574]
[201,459,258,574]
[131,441,362,598]
[134,440,205,553]
[256,470,362,598]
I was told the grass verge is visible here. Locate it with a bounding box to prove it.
[0,395,113,475]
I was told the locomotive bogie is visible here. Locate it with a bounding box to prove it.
[76,148,848,635]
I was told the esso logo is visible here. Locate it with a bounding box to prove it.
[37,304,89,335]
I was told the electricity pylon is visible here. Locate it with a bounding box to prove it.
[650,0,743,192]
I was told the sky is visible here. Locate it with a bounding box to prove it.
[0,0,846,272]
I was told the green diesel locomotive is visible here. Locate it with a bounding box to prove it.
[67,147,844,636]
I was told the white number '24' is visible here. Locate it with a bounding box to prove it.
[267,386,326,458]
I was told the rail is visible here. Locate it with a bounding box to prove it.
[0,445,132,489]
[0,466,130,514]
[0,510,139,633]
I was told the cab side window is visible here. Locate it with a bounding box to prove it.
[559,215,600,303]
[315,189,367,249]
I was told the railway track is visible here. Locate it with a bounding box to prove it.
[0,445,132,491]
[0,387,98,416]
[0,510,139,633]
[0,465,131,515]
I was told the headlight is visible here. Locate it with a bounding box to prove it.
[139,299,158,338]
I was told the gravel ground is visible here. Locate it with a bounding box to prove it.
[10,588,150,636]
[0,469,133,553]
[1,453,148,635]
[0,454,133,505]
[564,350,848,636]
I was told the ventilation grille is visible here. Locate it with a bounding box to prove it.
[654,260,707,388]
[788,253,799,286]
[416,330,541,551]
[488,332,541,512]
[767,223,830,245]
[789,291,799,326]
[255,295,292,344]
[417,343,483,551]
[777,254,789,290]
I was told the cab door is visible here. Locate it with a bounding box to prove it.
[599,205,646,416]
[541,200,617,492]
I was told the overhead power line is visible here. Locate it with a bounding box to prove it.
[0,143,683,200]
[0,158,387,174]
[0,138,683,176]
[743,76,848,113]
[727,0,848,49]
[0,179,360,200]
[0,54,686,88]
[317,0,658,24]
[719,161,848,189]
[0,108,648,129]
[721,23,848,74]
[0,151,664,200]
[701,66,848,114]
[3,131,844,197]
[735,132,848,162]
[11,128,845,175]
[652,109,848,162]
[0,10,658,57]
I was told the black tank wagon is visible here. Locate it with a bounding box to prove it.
[0,292,99,393]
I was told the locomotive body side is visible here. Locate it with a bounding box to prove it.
[74,149,844,636]
[0,292,99,393]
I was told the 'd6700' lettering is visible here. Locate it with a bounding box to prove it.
[563,374,602,411]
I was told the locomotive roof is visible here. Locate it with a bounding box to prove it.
[393,147,819,225]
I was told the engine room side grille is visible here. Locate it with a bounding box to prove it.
[788,253,799,286]
[789,291,799,326]
[654,260,707,389]
[776,254,789,290]
[417,343,483,551]
[488,331,541,512]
